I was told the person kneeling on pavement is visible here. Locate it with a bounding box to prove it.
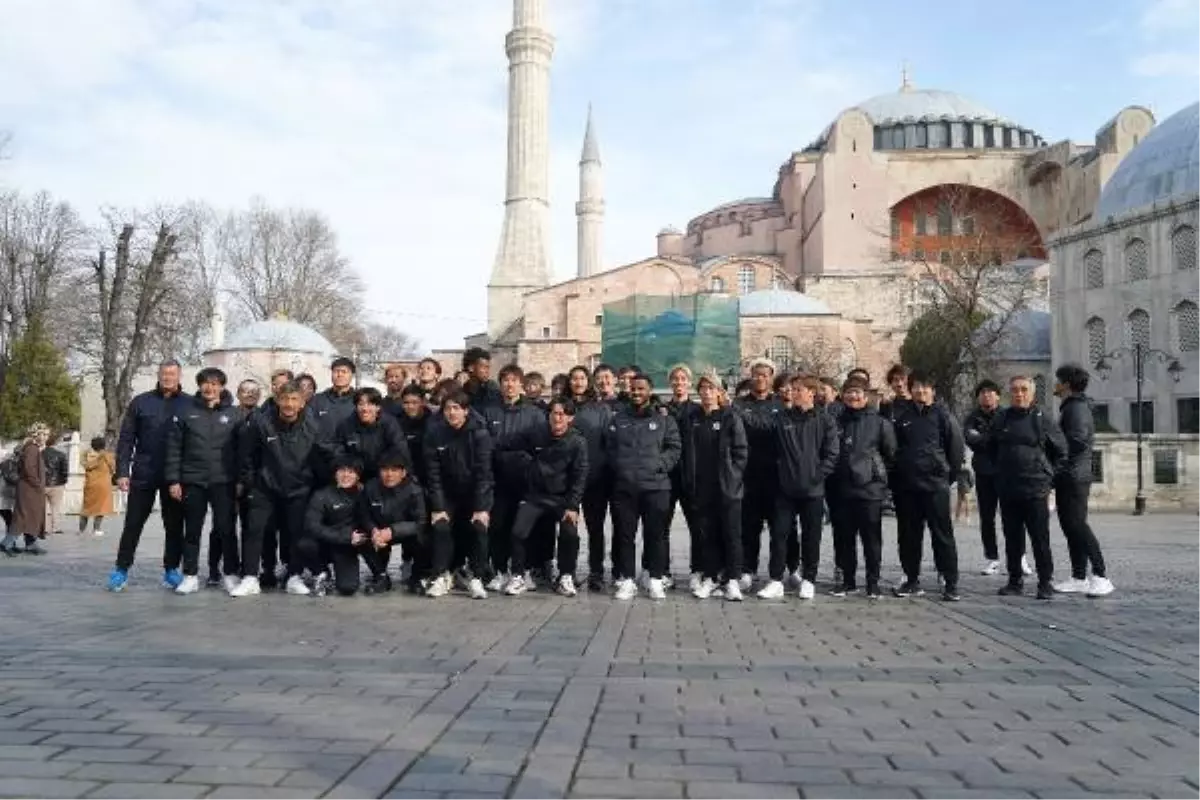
[500,397,589,598]
[303,455,371,597]
[357,449,427,594]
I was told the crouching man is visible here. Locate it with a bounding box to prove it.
[502,398,589,597]
[302,456,368,597]
[358,448,427,594]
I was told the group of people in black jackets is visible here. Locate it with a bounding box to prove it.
[105,346,1110,604]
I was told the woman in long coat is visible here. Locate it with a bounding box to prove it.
[3,423,50,556]
[80,436,116,536]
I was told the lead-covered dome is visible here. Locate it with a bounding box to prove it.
[855,88,1011,127]
[739,289,835,317]
[1095,102,1200,220]
[218,318,336,355]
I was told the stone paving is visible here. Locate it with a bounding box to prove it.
[0,511,1196,799]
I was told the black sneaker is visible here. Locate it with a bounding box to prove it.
[941,586,962,602]
[259,571,278,591]
[893,580,923,598]
[364,574,392,595]
[830,583,856,597]
[865,583,882,600]
[206,573,222,589]
[998,582,1023,596]
[586,574,605,592]
[1036,582,1053,601]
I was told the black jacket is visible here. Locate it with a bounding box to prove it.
[962,406,1001,477]
[1057,394,1095,484]
[665,398,696,489]
[772,405,840,499]
[678,404,749,500]
[305,485,361,546]
[569,395,614,486]
[502,425,589,511]
[829,406,896,502]
[116,386,193,487]
[395,411,429,484]
[239,409,322,499]
[42,447,68,488]
[482,399,546,492]
[308,387,356,436]
[327,413,410,482]
[605,402,682,493]
[893,401,965,493]
[423,414,494,514]
[733,394,784,480]
[465,379,503,413]
[165,393,244,487]
[358,477,425,541]
[988,405,1068,499]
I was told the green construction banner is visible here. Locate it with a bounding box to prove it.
[601,294,740,387]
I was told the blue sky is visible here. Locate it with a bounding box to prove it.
[0,0,1196,350]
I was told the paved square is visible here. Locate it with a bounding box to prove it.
[0,513,1196,799]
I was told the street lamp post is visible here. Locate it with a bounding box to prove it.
[1095,343,1185,515]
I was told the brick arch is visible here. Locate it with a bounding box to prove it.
[888,183,1047,263]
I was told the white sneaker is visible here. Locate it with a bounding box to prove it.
[426,574,452,598]
[468,578,488,599]
[614,578,637,601]
[784,571,802,590]
[285,575,311,596]
[174,575,200,595]
[738,573,753,592]
[1021,556,1033,576]
[230,576,261,597]
[980,560,1000,576]
[648,578,666,600]
[724,579,744,602]
[693,578,714,599]
[486,572,507,593]
[222,575,241,594]
[399,560,413,585]
[1053,578,1089,594]
[1085,576,1114,597]
[688,573,703,594]
[661,574,675,591]
[798,579,815,600]
[757,580,785,600]
[504,574,527,596]
[93,530,104,537]
[557,574,577,597]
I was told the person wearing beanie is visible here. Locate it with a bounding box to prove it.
[301,455,367,597]
[678,372,748,601]
[357,448,426,594]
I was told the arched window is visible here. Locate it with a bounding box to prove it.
[1173,225,1197,272]
[1086,317,1107,365]
[710,276,725,293]
[1084,249,1104,289]
[1175,300,1198,352]
[737,265,756,295]
[1125,238,1149,282]
[1127,308,1151,349]
[767,336,794,372]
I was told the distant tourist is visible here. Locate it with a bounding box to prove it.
[2,423,51,556]
[79,437,116,537]
[41,433,69,537]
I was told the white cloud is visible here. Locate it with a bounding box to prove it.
[1139,0,1199,35]
[1131,51,1200,78]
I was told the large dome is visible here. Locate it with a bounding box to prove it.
[1095,102,1200,220]
[739,289,835,317]
[218,318,336,355]
[853,88,1012,127]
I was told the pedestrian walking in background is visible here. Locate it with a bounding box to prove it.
[42,435,68,537]
[3,423,50,556]
[79,437,115,536]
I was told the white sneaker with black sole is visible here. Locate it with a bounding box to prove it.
[1085,576,1114,597]
[175,575,200,595]
[285,575,311,596]
[614,578,637,601]
[230,576,261,597]
[757,580,785,600]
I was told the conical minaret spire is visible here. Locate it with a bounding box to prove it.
[487,0,555,341]
[576,104,604,279]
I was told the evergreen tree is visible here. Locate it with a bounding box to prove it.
[0,321,80,440]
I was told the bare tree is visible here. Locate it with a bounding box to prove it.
[0,190,88,339]
[790,333,846,379]
[346,321,421,377]
[220,199,365,351]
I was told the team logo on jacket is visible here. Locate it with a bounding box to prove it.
[712,422,721,430]
[648,422,657,430]
[219,415,229,425]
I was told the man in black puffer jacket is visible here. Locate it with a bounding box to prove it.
[358,448,427,593]
[302,455,365,597]
[325,387,410,483]
[827,376,895,599]
[892,370,965,601]
[308,358,358,439]
[605,373,681,601]
[498,397,588,597]
[164,369,245,595]
[962,379,1006,575]
[732,359,785,589]
[988,375,1067,600]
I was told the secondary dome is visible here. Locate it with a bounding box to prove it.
[217,318,336,355]
[1095,102,1200,220]
[739,288,835,317]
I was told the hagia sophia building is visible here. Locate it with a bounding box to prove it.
[456,0,1198,431]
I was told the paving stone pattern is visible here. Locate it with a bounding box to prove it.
[0,513,1196,799]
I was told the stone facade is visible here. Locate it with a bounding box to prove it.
[1089,434,1198,511]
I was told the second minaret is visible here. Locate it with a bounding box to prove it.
[576,104,604,278]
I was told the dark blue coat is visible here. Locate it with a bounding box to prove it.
[116,387,193,488]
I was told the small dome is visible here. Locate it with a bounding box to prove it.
[1095,102,1200,219]
[738,289,835,317]
[657,226,682,236]
[217,318,336,355]
[853,88,1012,127]
[978,309,1051,361]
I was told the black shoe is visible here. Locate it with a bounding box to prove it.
[830,583,856,597]
[586,574,604,592]
[1036,583,1053,601]
[941,587,961,602]
[865,583,882,600]
[206,573,222,588]
[23,542,46,556]
[998,582,1024,596]
[259,572,278,591]
[364,574,392,595]
[893,580,923,598]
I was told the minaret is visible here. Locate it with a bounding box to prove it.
[487,0,555,341]
[575,104,604,278]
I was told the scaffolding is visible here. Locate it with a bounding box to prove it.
[601,294,740,387]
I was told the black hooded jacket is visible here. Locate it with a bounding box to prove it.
[358,476,426,541]
[892,401,965,493]
[733,393,784,481]
[677,404,748,500]
[962,405,1001,477]
[987,405,1069,500]
[829,406,896,502]
[1057,394,1095,484]
[326,413,411,482]
[239,408,322,499]
[423,414,494,514]
[482,398,546,492]
[308,387,356,436]
[165,392,244,487]
[395,410,429,485]
[569,395,614,486]
[605,401,682,493]
[773,405,840,499]
[306,485,361,546]
[500,425,589,511]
